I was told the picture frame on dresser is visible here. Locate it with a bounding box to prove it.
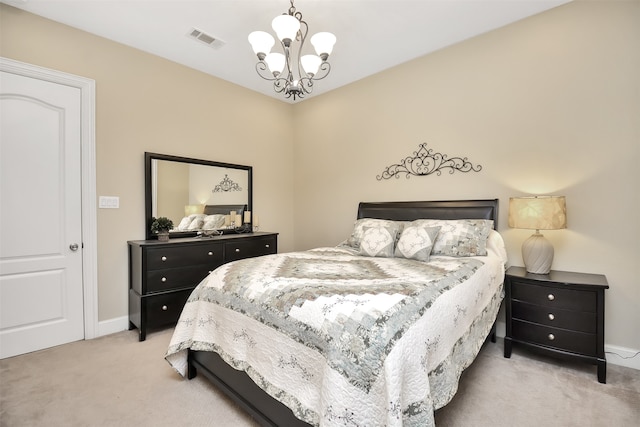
[504,266,609,383]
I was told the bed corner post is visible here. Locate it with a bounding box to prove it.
[187,350,197,380]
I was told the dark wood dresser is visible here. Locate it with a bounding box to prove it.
[504,266,609,383]
[128,232,278,341]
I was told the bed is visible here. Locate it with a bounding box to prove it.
[166,199,506,426]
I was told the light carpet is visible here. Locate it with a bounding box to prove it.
[1,329,638,426]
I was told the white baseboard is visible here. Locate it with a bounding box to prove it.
[97,316,130,337]
[605,344,640,371]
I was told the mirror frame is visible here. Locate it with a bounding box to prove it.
[145,152,253,240]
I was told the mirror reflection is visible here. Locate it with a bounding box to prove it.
[145,152,252,239]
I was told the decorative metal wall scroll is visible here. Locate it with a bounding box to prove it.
[376,143,482,180]
[213,174,242,192]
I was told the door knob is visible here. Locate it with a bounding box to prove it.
[69,243,79,251]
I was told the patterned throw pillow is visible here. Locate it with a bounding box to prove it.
[412,219,493,257]
[395,226,441,262]
[359,226,398,258]
[202,214,226,230]
[343,218,404,249]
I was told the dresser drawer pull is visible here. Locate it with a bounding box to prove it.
[161,277,167,282]
[208,251,214,256]
[161,256,167,262]
[265,244,270,248]
[235,248,240,253]
[548,333,555,341]
[547,294,555,301]
[162,305,168,311]
[548,313,555,321]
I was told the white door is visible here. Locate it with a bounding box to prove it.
[0,69,85,358]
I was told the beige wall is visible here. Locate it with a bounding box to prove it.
[2,1,639,353]
[0,5,296,322]
[293,0,640,350]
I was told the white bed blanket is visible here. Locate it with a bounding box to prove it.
[166,233,506,426]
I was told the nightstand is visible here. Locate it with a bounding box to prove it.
[504,266,609,383]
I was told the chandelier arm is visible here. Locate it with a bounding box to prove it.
[296,19,311,80]
[255,61,277,81]
[310,62,331,81]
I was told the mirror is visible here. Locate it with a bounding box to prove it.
[145,152,252,239]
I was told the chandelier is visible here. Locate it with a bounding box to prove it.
[248,0,336,101]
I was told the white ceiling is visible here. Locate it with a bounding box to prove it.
[3,0,570,103]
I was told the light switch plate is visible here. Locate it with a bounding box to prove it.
[99,196,119,209]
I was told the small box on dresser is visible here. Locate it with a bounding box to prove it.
[128,232,278,341]
[504,266,609,383]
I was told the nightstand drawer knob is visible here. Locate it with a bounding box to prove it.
[208,251,214,256]
[548,333,555,341]
[235,248,240,253]
[162,305,168,311]
[547,294,555,301]
[548,313,555,321]
[265,244,270,248]
[161,256,167,262]
[161,277,167,282]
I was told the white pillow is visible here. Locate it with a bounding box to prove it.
[187,214,206,230]
[202,214,226,230]
[395,226,441,262]
[343,218,404,249]
[359,226,398,258]
[176,216,193,231]
[412,219,493,257]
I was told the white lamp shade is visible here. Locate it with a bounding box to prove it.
[265,52,285,75]
[508,196,567,230]
[272,14,300,42]
[311,32,336,57]
[301,54,322,75]
[248,31,275,56]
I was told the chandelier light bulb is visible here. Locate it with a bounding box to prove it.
[310,32,336,60]
[248,31,275,59]
[272,14,300,46]
[301,54,321,76]
[265,52,286,76]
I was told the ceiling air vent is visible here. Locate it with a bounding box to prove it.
[188,28,225,49]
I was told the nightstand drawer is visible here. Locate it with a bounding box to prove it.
[512,301,597,333]
[511,281,596,312]
[146,243,223,270]
[225,236,277,262]
[512,320,597,356]
[146,265,216,293]
[145,289,193,328]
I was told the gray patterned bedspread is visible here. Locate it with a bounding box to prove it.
[166,242,506,426]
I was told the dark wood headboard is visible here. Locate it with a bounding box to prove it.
[203,204,247,216]
[357,199,499,229]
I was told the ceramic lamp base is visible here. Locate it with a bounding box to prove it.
[522,233,554,274]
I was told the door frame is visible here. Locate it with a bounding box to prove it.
[1,57,98,339]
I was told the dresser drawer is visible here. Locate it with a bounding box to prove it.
[512,320,597,356]
[225,236,277,262]
[145,289,193,328]
[511,281,596,312]
[512,301,597,333]
[146,265,215,293]
[146,243,223,270]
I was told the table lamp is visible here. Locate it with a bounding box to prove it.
[508,196,567,274]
